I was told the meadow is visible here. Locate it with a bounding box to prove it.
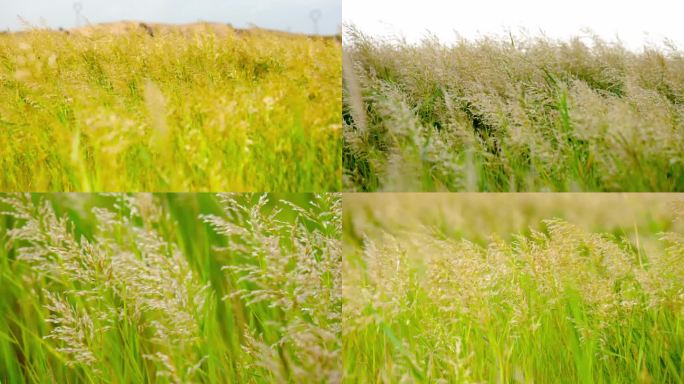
[0,193,341,383]
[343,27,684,191]
[343,194,684,383]
[0,24,341,192]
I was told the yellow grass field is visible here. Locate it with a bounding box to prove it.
[0,23,341,191]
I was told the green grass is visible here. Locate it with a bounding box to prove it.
[0,193,341,383]
[343,27,684,191]
[0,25,341,191]
[343,194,684,383]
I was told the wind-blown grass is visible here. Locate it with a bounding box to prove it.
[0,193,341,383]
[343,194,684,383]
[343,27,684,191]
[0,25,341,191]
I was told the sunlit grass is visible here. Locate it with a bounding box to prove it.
[0,26,341,191]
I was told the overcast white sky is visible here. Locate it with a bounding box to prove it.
[344,0,684,50]
[1,0,340,35]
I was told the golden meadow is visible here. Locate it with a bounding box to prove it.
[0,24,341,192]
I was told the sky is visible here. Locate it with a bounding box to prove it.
[0,0,341,35]
[344,0,684,51]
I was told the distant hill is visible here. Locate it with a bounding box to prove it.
[2,21,341,41]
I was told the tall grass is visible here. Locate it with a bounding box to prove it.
[0,25,341,191]
[343,27,684,191]
[0,193,341,383]
[343,194,684,383]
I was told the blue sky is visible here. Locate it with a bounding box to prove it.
[1,0,340,35]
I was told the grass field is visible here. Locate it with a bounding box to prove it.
[343,27,684,191]
[343,194,684,383]
[0,193,341,383]
[0,24,341,191]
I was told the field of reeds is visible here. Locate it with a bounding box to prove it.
[343,194,684,383]
[0,24,341,192]
[0,193,341,383]
[343,27,684,191]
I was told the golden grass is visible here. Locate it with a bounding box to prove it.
[0,25,341,191]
